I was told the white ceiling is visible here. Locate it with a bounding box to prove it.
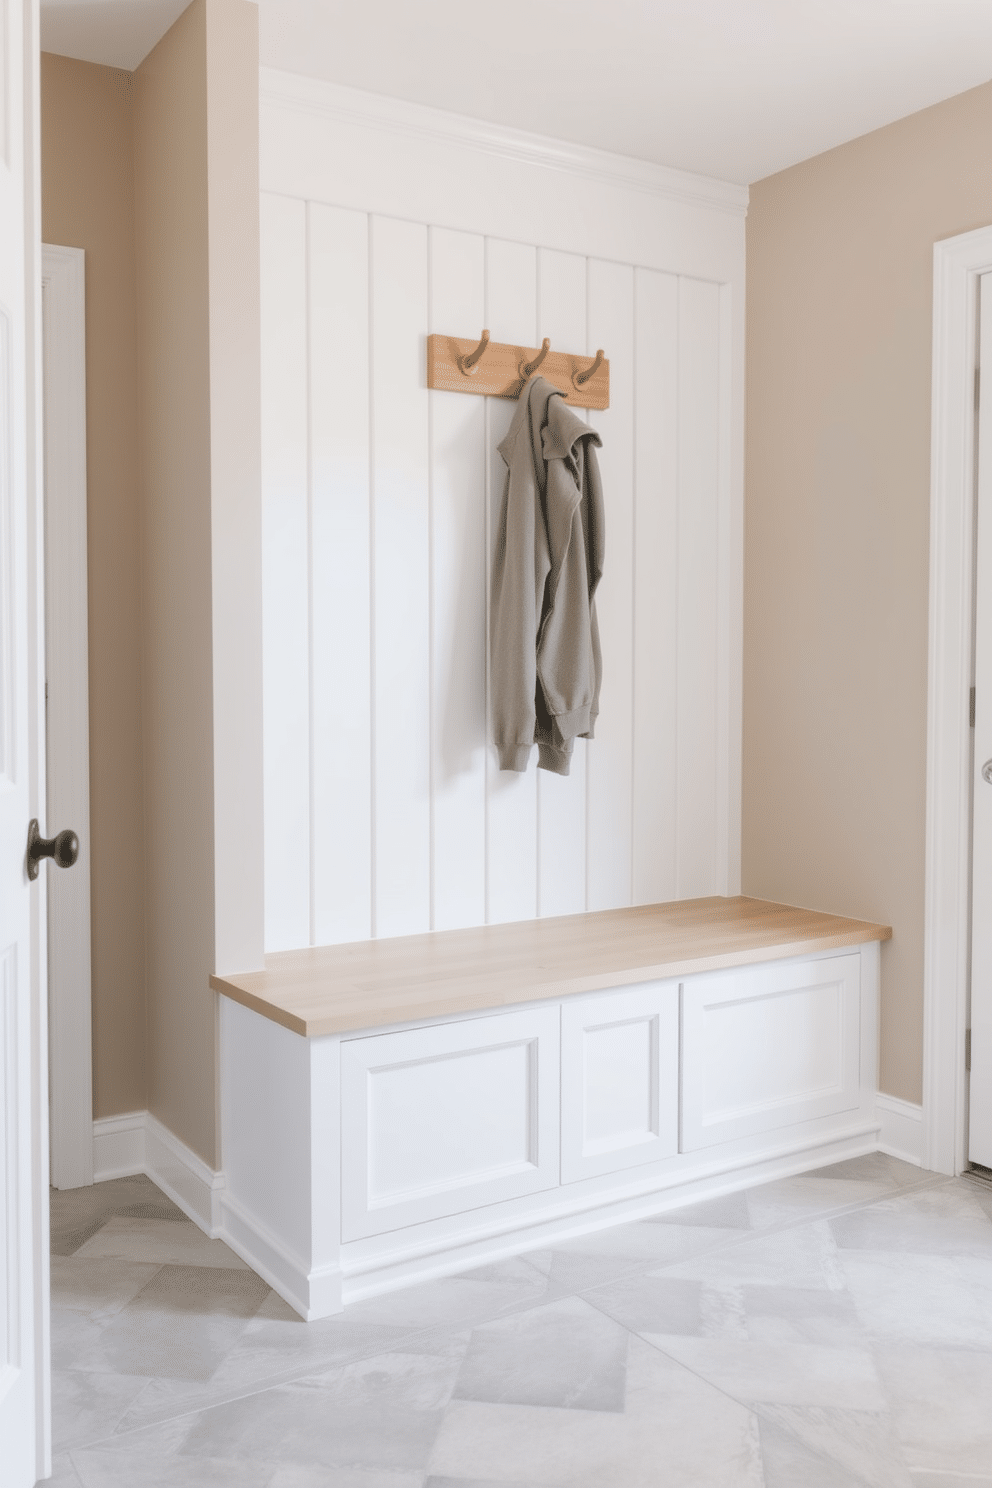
[40,0,192,70]
[41,0,992,184]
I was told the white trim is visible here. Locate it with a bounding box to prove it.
[217,1190,342,1321]
[144,1113,225,1236]
[339,1121,884,1305]
[91,1112,145,1182]
[924,223,992,1175]
[876,1093,924,1167]
[91,1112,225,1235]
[259,69,749,219]
[92,1107,926,1314]
[41,243,93,1192]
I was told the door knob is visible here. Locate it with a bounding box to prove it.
[984,760,992,786]
[26,818,79,880]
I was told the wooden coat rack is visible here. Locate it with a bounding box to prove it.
[427,330,610,410]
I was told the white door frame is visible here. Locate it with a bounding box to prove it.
[923,222,992,1175]
[41,244,93,1190]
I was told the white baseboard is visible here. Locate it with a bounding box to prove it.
[876,1093,924,1166]
[91,1111,225,1236]
[218,1190,342,1321]
[92,1112,146,1182]
[338,1121,884,1306]
[93,1102,922,1317]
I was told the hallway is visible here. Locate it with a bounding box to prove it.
[45,1154,992,1486]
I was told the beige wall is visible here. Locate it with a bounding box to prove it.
[133,1,216,1162]
[744,81,992,1104]
[41,54,147,1121]
[41,0,261,1161]
[134,0,261,1166]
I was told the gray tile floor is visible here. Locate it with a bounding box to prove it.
[44,1155,992,1486]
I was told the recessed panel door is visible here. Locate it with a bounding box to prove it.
[0,3,49,1483]
[560,981,679,1184]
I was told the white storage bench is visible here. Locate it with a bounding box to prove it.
[211,896,890,1320]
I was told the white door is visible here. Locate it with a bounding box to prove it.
[0,2,51,1484]
[970,275,992,1170]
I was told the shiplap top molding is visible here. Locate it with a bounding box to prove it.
[260,68,749,220]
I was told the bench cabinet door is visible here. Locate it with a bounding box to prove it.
[560,981,679,1184]
[341,1006,560,1241]
[680,952,862,1152]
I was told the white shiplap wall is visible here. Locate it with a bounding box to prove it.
[260,73,746,952]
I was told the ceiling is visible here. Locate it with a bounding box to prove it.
[40,0,992,184]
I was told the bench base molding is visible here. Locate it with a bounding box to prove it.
[205,1114,883,1316]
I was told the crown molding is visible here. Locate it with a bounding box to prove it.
[260,68,749,219]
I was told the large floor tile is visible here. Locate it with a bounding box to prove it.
[831,1182,992,1258]
[51,1368,152,1453]
[51,1307,109,1371]
[73,1264,271,1382]
[911,1475,992,1487]
[175,1350,460,1473]
[664,1217,846,1291]
[429,1335,763,1487]
[649,1336,886,1410]
[51,1177,186,1258]
[46,1451,86,1486]
[425,1480,546,1488]
[70,1444,276,1488]
[742,1285,865,1348]
[841,1251,992,1348]
[522,1247,647,1294]
[551,1218,733,1266]
[73,1217,250,1270]
[874,1344,992,1475]
[744,1175,918,1230]
[269,1470,425,1488]
[51,1255,162,1320]
[809,1155,931,1190]
[342,1264,551,1332]
[758,1406,912,1488]
[585,1272,704,1337]
[453,1296,628,1412]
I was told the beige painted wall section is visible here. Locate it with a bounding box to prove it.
[744,81,992,1105]
[134,1,215,1160]
[134,0,261,1166]
[40,54,147,1121]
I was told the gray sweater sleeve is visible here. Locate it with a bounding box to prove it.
[490,379,555,771]
[491,442,540,770]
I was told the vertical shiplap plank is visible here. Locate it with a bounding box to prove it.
[429,228,487,931]
[632,269,679,905]
[536,247,587,918]
[485,237,538,924]
[371,216,431,937]
[677,277,721,898]
[586,259,634,911]
[309,204,372,945]
[260,193,310,952]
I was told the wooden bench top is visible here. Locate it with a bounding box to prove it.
[210,895,892,1039]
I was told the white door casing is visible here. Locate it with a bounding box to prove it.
[42,244,93,1192]
[924,223,992,1176]
[969,275,992,1168]
[0,1,52,1483]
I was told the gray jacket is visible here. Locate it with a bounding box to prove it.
[491,375,604,776]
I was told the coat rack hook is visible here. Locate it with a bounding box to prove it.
[521,338,551,378]
[573,348,605,387]
[458,329,491,375]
